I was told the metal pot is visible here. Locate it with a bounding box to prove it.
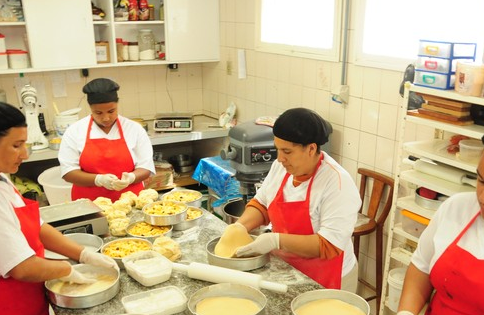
[291,289,370,315]
[222,198,245,224]
[187,283,267,315]
[45,264,120,309]
[206,236,269,271]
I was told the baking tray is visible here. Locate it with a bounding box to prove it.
[40,199,102,223]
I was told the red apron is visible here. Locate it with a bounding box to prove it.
[72,117,144,202]
[426,211,484,315]
[0,193,49,315]
[267,155,343,289]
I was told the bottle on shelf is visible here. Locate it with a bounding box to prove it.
[148,4,155,20]
[159,0,164,21]
[138,29,155,60]
[116,38,124,62]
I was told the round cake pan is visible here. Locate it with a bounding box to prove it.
[291,289,369,315]
[187,283,267,315]
[45,264,120,309]
[101,237,153,269]
[45,233,103,260]
[206,236,269,271]
[142,200,188,226]
[161,189,203,208]
[415,188,444,210]
[173,207,204,231]
[125,221,173,241]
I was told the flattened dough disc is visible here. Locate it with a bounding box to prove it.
[214,224,253,257]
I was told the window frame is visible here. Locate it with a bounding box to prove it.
[254,0,343,62]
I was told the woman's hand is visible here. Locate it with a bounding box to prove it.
[79,248,119,270]
[236,233,280,257]
[94,174,118,190]
[59,263,96,284]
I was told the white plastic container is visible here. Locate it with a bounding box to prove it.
[122,286,187,315]
[458,139,484,164]
[122,250,172,286]
[0,33,5,52]
[37,166,73,205]
[0,52,7,69]
[455,61,484,96]
[53,114,78,136]
[387,267,407,313]
[7,49,30,69]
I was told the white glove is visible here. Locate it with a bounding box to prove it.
[79,248,119,271]
[112,172,136,191]
[236,232,280,257]
[59,265,96,284]
[94,174,118,190]
[397,312,415,315]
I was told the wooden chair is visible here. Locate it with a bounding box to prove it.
[353,168,395,315]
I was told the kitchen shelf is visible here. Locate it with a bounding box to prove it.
[406,115,484,140]
[403,140,478,173]
[393,223,419,244]
[390,246,413,266]
[396,195,436,220]
[400,169,475,197]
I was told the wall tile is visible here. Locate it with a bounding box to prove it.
[360,99,379,134]
[344,96,362,129]
[377,103,398,140]
[342,127,360,160]
[358,132,377,167]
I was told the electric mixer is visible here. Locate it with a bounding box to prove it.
[19,84,48,150]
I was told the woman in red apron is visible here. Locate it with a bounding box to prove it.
[226,108,361,291]
[60,78,153,202]
[398,141,484,315]
[0,103,119,315]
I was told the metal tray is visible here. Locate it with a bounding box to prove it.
[40,199,101,223]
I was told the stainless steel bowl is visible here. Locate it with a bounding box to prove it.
[161,188,203,208]
[45,233,103,260]
[187,283,267,315]
[125,221,173,241]
[101,237,153,269]
[142,200,188,226]
[415,188,445,210]
[173,207,204,231]
[45,264,120,309]
[291,289,370,315]
[222,198,245,224]
[206,236,269,271]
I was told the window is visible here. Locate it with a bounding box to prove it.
[255,0,342,61]
[355,0,484,71]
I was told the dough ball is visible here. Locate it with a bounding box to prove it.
[119,191,138,206]
[152,236,181,261]
[109,218,130,237]
[134,196,153,210]
[113,199,132,214]
[106,209,127,222]
[98,204,115,215]
[93,196,112,206]
[139,188,159,202]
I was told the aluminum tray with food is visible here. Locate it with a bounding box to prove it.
[161,188,203,208]
[101,237,153,269]
[45,264,120,309]
[142,200,188,226]
[291,289,369,315]
[206,236,269,271]
[173,207,204,231]
[126,221,173,241]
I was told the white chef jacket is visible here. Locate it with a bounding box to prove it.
[0,174,37,277]
[58,115,156,177]
[411,192,484,274]
[254,152,362,276]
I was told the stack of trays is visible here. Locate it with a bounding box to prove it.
[412,93,474,125]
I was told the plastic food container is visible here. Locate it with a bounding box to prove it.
[458,139,484,164]
[455,61,484,96]
[37,166,73,205]
[122,250,172,286]
[7,49,30,69]
[387,268,407,312]
[401,209,430,237]
[122,286,187,315]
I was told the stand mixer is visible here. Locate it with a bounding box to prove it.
[20,84,48,150]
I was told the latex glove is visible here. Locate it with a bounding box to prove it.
[79,248,119,271]
[397,312,415,315]
[94,174,118,190]
[59,265,96,284]
[112,172,136,191]
[236,232,280,257]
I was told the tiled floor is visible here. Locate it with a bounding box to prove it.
[357,284,378,315]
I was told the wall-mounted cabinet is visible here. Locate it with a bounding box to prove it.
[0,0,219,74]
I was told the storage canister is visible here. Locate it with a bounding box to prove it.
[116,38,124,62]
[0,52,7,69]
[0,33,5,52]
[128,42,139,61]
[7,49,29,69]
[455,61,484,96]
[138,29,155,60]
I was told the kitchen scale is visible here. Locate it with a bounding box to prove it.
[153,112,193,132]
[40,199,108,235]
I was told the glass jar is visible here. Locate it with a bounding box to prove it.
[138,29,155,60]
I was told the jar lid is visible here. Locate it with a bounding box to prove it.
[116,38,123,43]
[128,42,138,45]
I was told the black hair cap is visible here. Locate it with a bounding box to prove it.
[83,78,120,105]
[273,108,332,146]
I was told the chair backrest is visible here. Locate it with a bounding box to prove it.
[358,168,395,226]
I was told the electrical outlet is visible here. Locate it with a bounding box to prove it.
[226,61,232,75]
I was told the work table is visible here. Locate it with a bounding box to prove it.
[52,211,322,315]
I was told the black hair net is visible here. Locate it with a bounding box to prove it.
[83,78,120,105]
[273,108,332,146]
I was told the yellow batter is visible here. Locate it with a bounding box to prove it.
[295,298,366,315]
[214,224,253,258]
[49,274,117,296]
[196,297,260,315]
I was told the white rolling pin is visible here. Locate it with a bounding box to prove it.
[172,262,288,293]
[403,158,477,187]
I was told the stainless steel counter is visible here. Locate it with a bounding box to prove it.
[52,211,322,315]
